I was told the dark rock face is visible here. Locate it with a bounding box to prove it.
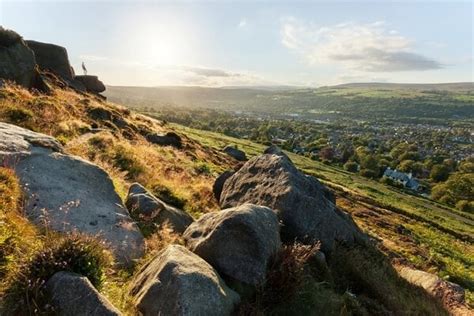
[146,132,182,148]
[45,271,122,316]
[130,245,240,316]
[223,146,247,161]
[126,183,194,234]
[220,151,363,252]
[75,75,106,93]
[213,170,235,201]
[183,204,281,286]
[25,40,74,80]
[0,28,48,92]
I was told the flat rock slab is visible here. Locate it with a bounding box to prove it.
[0,122,144,266]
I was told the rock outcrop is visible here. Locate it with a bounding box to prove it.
[146,132,182,148]
[75,75,106,93]
[223,146,247,161]
[213,170,235,201]
[126,183,194,234]
[220,148,362,252]
[45,271,122,316]
[183,204,281,285]
[25,40,74,81]
[0,122,144,266]
[0,27,48,92]
[87,106,135,132]
[130,245,240,316]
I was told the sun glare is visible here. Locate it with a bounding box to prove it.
[129,11,191,67]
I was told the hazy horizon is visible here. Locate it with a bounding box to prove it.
[1,0,473,87]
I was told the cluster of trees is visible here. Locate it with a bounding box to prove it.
[149,108,472,212]
[430,158,473,213]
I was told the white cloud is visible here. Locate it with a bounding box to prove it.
[281,18,442,72]
[238,18,247,29]
[179,66,241,78]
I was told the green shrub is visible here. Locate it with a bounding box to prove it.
[3,107,33,124]
[194,162,212,175]
[455,200,473,213]
[344,161,359,173]
[150,183,186,209]
[113,145,144,179]
[360,169,378,179]
[2,234,111,314]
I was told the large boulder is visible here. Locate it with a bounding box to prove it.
[146,131,182,148]
[183,204,281,286]
[45,271,122,316]
[130,245,240,316]
[126,183,194,234]
[75,75,106,93]
[25,40,74,80]
[220,148,362,252]
[0,122,144,266]
[0,27,48,91]
[223,146,247,161]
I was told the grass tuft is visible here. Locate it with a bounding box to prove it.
[1,234,112,315]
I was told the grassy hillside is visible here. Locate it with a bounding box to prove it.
[170,123,474,305]
[0,82,471,314]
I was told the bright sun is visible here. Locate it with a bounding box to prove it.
[130,13,190,66]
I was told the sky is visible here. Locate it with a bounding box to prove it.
[1,0,473,87]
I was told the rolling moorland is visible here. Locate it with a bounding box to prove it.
[107,83,474,309]
[0,28,473,315]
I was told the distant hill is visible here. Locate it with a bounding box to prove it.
[106,82,474,120]
[329,82,474,91]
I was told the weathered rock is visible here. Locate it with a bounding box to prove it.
[130,245,240,316]
[75,75,106,93]
[0,122,144,266]
[220,149,362,252]
[223,146,247,161]
[25,40,74,80]
[183,204,281,285]
[45,271,122,316]
[146,132,182,148]
[88,107,114,122]
[0,27,48,91]
[87,106,136,133]
[213,170,235,201]
[126,183,194,234]
[397,266,465,308]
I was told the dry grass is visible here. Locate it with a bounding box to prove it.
[0,82,234,217]
[0,82,459,314]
